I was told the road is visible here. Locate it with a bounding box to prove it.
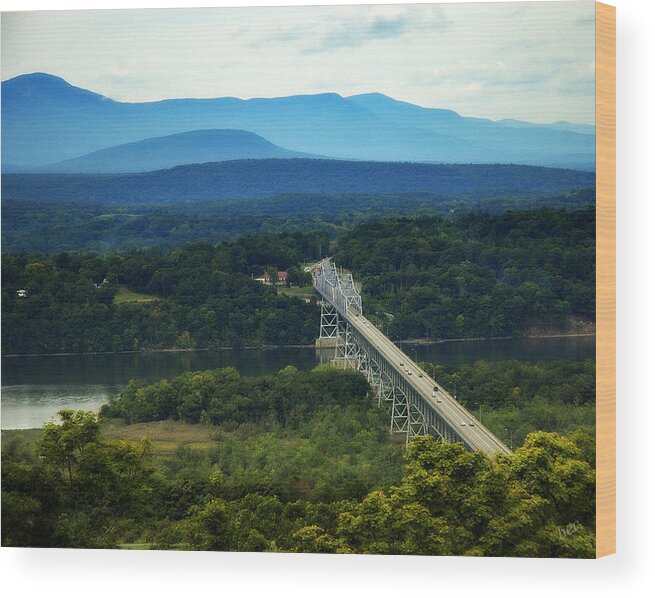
[345,308,511,456]
[310,257,510,456]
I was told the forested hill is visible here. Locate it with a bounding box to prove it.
[333,207,596,339]
[2,159,596,204]
[2,188,596,254]
[3,210,595,354]
[2,232,325,354]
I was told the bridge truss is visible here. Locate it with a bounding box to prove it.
[313,259,511,455]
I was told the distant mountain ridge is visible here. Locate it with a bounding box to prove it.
[2,159,596,204]
[2,73,595,171]
[34,129,319,173]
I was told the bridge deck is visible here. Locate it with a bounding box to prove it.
[312,258,510,457]
[346,309,511,456]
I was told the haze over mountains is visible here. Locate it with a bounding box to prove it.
[2,73,595,172]
[38,130,319,174]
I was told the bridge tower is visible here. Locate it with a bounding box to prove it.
[313,260,429,442]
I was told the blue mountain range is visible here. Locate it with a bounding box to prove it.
[36,129,319,174]
[1,73,595,172]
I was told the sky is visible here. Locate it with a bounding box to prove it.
[1,1,596,124]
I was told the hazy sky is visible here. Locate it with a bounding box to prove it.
[1,1,596,124]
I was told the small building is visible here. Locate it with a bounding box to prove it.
[256,271,288,286]
[16,289,28,298]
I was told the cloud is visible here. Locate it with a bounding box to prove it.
[303,5,449,54]
[304,16,407,53]
[368,16,407,39]
[1,2,595,124]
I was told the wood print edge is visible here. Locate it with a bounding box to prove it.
[595,1,616,559]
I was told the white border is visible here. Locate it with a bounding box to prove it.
[1,1,654,596]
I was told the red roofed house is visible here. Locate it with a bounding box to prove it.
[256,271,288,286]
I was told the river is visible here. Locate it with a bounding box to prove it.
[1,336,594,430]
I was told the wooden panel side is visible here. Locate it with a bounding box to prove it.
[595,1,616,559]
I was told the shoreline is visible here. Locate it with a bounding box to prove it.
[1,344,316,359]
[2,332,595,359]
[396,332,596,345]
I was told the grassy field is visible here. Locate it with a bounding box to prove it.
[277,285,315,301]
[102,419,216,453]
[2,420,216,456]
[1,428,42,454]
[113,285,159,305]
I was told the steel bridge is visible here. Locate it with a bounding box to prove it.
[313,259,511,457]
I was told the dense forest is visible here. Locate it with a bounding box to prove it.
[100,360,596,446]
[334,207,595,339]
[100,365,370,427]
[2,232,323,354]
[2,160,595,203]
[2,209,595,353]
[2,367,595,557]
[423,359,596,446]
[2,189,595,254]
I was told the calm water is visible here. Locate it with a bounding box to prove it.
[1,336,594,430]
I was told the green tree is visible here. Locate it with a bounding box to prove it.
[292,525,350,554]
[265,267,278,286]
[333,432,595,558]
[34,410,152,548]
[178,498,236,551]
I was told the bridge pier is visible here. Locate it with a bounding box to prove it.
[315,338,338,349]
[329,358,359,370]
[328,317,430,443]
[316,301,339,349]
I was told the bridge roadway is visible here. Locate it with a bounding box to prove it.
[344,307,511,456]
[311,259,510,456]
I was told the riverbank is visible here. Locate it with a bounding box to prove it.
[1,344,316,358]
[1,336,595,431]
[2,332,595,358]
[398,332,596,345]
